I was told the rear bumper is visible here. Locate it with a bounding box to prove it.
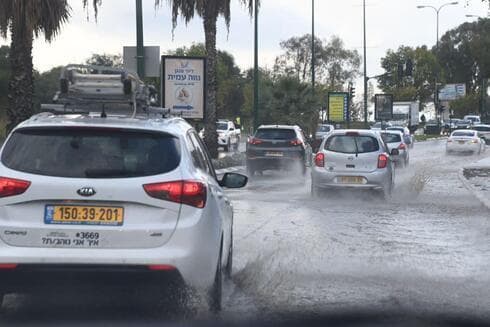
[311,167,390,190]
[446,143,480,152]
[0,264,184,294]
[247,156,304,170]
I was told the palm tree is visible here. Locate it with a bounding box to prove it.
[0,0,70,132]
[156,0,257,158]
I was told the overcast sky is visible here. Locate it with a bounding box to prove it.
[1,0,488,82]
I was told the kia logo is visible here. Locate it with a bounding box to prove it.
[77,187,96,197]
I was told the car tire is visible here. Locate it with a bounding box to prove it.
[225,233,233,279]
[224,141,229,152]
[208,248,223,314]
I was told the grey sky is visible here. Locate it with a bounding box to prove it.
[1,0,488,81]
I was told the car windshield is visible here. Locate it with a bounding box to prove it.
[1,128,181,178]
[386,127,404,133]
[217,123,228,130]
[317,125,331,132]
[381,133,402,143]
[325,135,380,153]
[451,131,475,137]
[255,128,296,140]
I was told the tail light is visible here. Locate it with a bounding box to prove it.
[315,153,325,167]
[248,137,262,145]
[143,180,206,208]
[398,143,406,150]
[378,154,388,169]
[0,264,18,270]
[290,138,303,146]
[147,264,176,271]
[0,177,31,198]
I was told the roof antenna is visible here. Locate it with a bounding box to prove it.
[101,104,107,118]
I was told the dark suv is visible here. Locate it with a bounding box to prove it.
[246,125,312,176]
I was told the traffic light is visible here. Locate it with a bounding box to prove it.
[397,63,404,80]
[405,59,413,77]
[349,84,356,100]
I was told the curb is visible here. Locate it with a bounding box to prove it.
[457,168,490,211]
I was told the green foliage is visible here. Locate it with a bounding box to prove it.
[33,66,63,110]
[378,45,441,103]
[85,53,123,67]
[449,94,480,118]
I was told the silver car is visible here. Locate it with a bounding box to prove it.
[380,130,409,167]
[311,130,397,198]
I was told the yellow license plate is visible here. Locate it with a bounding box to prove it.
[339,176,364,184]
[44,205,124,226]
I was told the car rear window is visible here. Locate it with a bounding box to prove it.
[1,128,181,178]
[387,127,404,133]
[452,131,475,137]
[381,133,402,143]
[255,128,296,140]
[318,125,331,132]
[325,135,380,154]
[217,123,228,130]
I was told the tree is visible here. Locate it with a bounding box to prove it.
[0,0,70,132]
[274,34,361,89]
[378,45,441,103]
[85,53,123,68]
[156,0,257,158]
[449,94,480,118]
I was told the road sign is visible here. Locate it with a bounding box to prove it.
[123,46,160,78]
[328,92,349,122]
[374,94,393,121]
[438,83,466,101]
[161,56,206,120]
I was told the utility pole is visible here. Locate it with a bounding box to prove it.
[363,0,368,126]
[253,0,259,131]
[312,0,315,96]
[135,0,145,78]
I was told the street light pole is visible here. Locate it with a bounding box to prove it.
[363,0,368,126]
[135,0,145,78]
[312,0,315,96]
[417,2,458,124]
[253,0,259,131]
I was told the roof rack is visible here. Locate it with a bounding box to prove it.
[38,64,173,119]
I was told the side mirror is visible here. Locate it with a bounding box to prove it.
[391,148,400,156]
[219,173,248,188]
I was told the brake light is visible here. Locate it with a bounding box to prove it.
[378,154,388,169]
[248,137,262,145]
[0,264,17,270]
[0,177,30,198]
[147,264,176,271]
[315,153,325,167]
[398,143,406,150]
[143,180,206,208]
[290,138,303,146]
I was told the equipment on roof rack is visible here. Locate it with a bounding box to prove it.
[39,64,173,119]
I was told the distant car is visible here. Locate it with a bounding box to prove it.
[463,115,481,125]
[472,124,490,145]
[424,120,441,135]
[455,120,472,130]
[199,121,240,152]
[380,130,409,167]
[311,129,397,199]
[386,126,413,148]
[246,125,312,176]
[446,130,486,155]
[315,124,335,140]
[371,122,392,130]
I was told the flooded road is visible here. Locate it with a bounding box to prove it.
[1,139,489,324]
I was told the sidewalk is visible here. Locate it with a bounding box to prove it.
[458,156,490,210]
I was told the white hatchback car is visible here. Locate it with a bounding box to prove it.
[0,112,247,312]
[446,130,486,155]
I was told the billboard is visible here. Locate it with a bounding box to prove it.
[438,83,466,101]
[328,92,349,122]
[374,94,394,121]
[161,56,206,120]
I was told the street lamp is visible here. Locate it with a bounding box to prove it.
[417,1,458,125]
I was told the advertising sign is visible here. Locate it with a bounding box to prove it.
[438,83,466,101]
[374,94,394,121]
[328,92,349,122]
[161,56,206,120]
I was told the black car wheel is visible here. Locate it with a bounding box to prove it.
[208,249,223,314]
[225,233,233,278]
